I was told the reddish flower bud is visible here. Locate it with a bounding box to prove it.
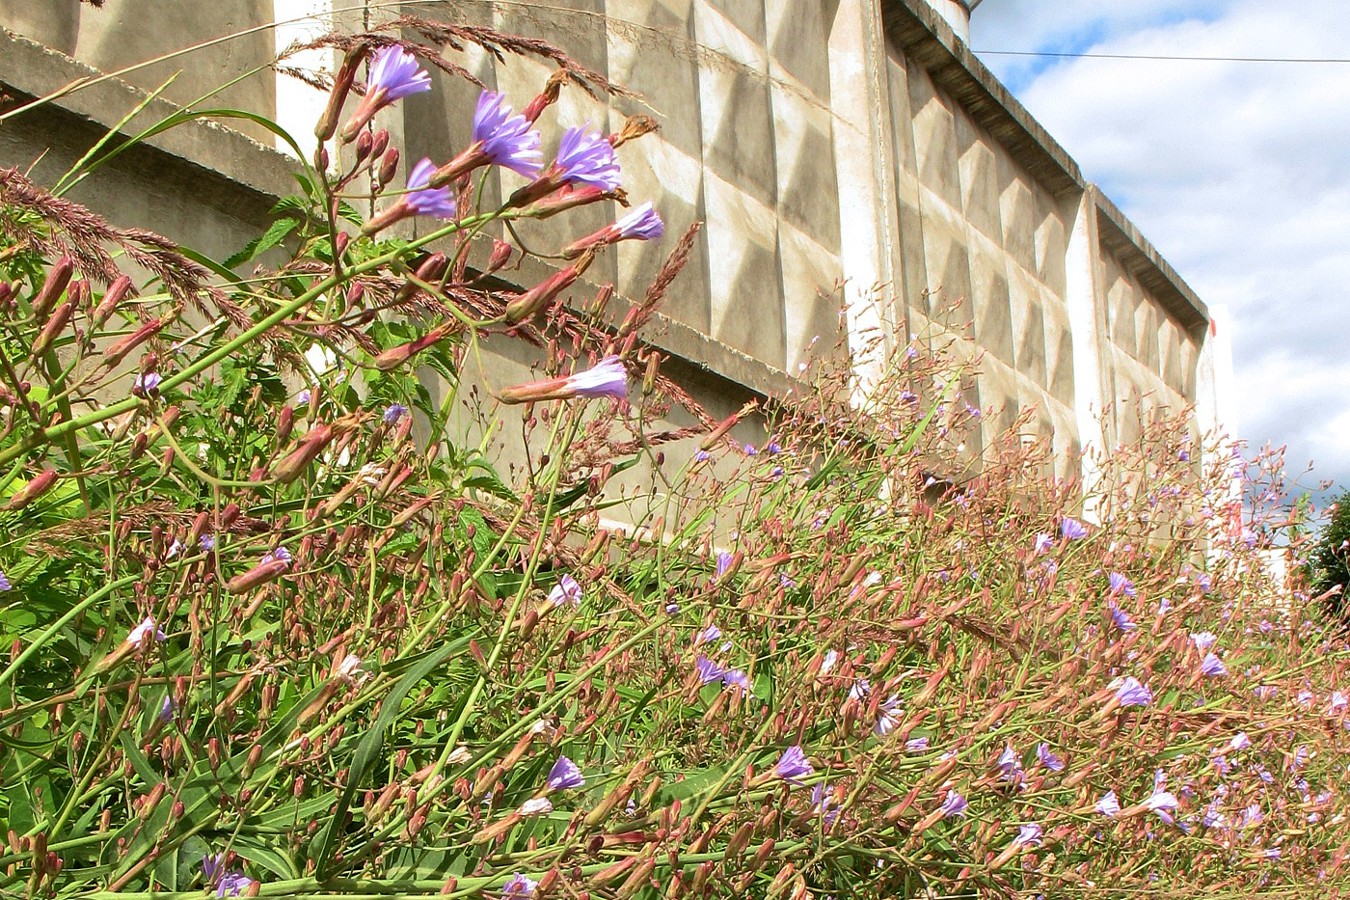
[225,558,292,594]
[32,256,73,320]
[31,300,75,356]
[92,275,133,329]
[6,468,58,510]
[487,239,512,274]
[314,46,364,143]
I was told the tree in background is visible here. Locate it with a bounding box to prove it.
[1308,489,1350,616]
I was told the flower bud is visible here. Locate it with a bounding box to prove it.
[504,256,590,324]
[6,469,58,510]
[315,47,364,143]
[225,558,292,594]
[487,239,512,274]
[271,423,335,484]
[32,256,73,320]
[31,300,75,356]
[92,275,133,329]
[370,128,390,161]
[103,318,167,368]
[355,129,374,164]
[372,324,455,371]
[394,253,448,304]
[378,148,400,188]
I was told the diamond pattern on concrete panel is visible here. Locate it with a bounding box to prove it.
[956,116,1000,244]
[701,0,765,42]
[969,252,1014,366]
[1044,401,1080,481]
[974,362,1018,452]
[615,138,710,330]
[1178,334,1198,401]
[605,0,703,157]
[908,68,962,212]
[1159,319,1182,396]
[1033,196,1068,299]
[895,185,932,318]
[997,159,1036,275]
[779,219,844,372]
[1009,279,1047,389]
[1043,304,1076,408]
[1106,275,1138,359]
[771,78,840,251]
[918,216,972,325]
[694,1,778,208]
[1133,296,1161,371]
[886,51,919,178]
[703,171,785,366]
[765,0,835,99]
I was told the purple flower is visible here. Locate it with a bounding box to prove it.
[1225,731,1252,753]
[200,534,216,551]
[722,668,751,694]
[548,574,582,608]
[996,745,1022,781]
[695,624,722,645]
[874,696,902,737]
[546,755,585,790]
[1145,788,1179,814]
[201,854,253,898]
[939,791,969,819]
[1191,631,1218,651]
[1033,533,1053,554]
[1014,822,1043,847]
[133,371,162,395]
[1200,652,1228,678]
[773,745,813,784]
[0,570,10,592]
[404,159,456,219]
[1036,742,1064,772]
[1202,803,1226,828]
[367,46,432,103]
[1113,676,1152,708]
[555,126,620,190]
[1096,790,1120,817]
[502,872,538,898]
[905,736,930,753]
[295,389,312,407]
[715,551,734,579]
[695,654,725,685]
[566,355,627,401]
[263,546,292,567]
[614,201,664,241]
[158,695,175,723]
[693,450,711,463]
[1108,572,1136,597]
[810,782,840,825]
[1330,691,1348,715]
[1265,847,1281,860]
[1110,605,1136,632]
[473,92,543,178]
[1060,517,1088,540]
[767,441,783,455]
[1157,597,1172,616]
[126,616,167,644]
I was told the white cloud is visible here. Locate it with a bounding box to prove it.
[975,1,1350,495]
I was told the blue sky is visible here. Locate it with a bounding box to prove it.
[970,1,1350,503]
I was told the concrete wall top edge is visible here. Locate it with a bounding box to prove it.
[879,0,1210,331]
[1092,186,1209,332]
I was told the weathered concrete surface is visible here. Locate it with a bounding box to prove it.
[0,0,1230,495]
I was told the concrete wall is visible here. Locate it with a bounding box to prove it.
[0,0,1231,494]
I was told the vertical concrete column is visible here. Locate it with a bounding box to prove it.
[1194,302,1241,558]
[273,0,335,161]
[1062,186,1110,517]
[0,1,80,55]
[828,0,901,408]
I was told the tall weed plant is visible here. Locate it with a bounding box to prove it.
[0,18,1344,900]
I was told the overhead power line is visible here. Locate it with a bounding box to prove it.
[974,49,1350,64]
